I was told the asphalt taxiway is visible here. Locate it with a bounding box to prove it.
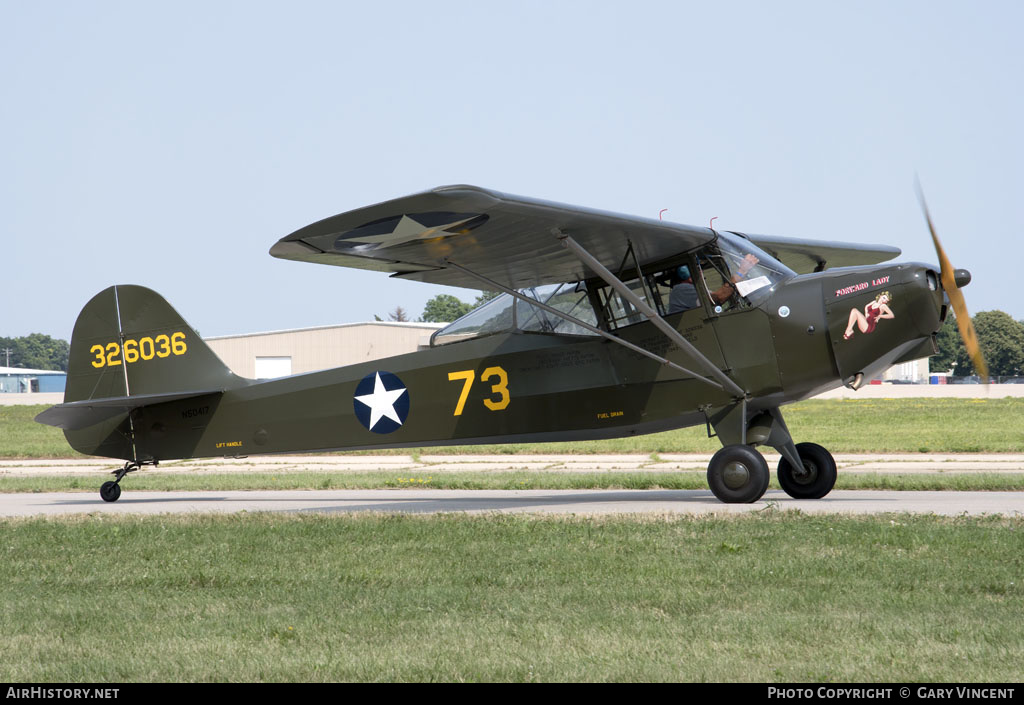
[0,453,1022,518]
[0,487,1020,518]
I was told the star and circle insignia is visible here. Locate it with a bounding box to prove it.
[353,371,410,434]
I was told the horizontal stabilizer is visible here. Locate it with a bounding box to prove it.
[35,389,224,431]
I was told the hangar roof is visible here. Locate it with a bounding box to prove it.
[204,320,442,341]
[0,366,66,376]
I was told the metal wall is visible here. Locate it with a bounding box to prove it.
[0,368,67,394]
[204,322,443,379]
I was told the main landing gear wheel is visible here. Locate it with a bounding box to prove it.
[777,442,837,499]
[707,444,770,504]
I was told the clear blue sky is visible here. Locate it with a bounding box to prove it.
[3,1,1021,341]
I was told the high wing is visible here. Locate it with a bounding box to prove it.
[270,185,716,290]
[745,234,901,275]
[270,184,902,288]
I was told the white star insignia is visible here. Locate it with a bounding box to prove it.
[354,372,407,430]
[347,215,477,247]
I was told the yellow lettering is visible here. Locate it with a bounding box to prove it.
[105,342,121,367]
[155,334,171,358]
[123,339,139,364]
[171,331,187,356]
[87,332,189,368]
[481,366,510,411]
[85,331,195,368]
[447,370,475,416]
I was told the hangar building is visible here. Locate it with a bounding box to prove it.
[204,321,443,379]
[0,366,67,394]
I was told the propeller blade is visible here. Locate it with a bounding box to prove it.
[917,189,989,382]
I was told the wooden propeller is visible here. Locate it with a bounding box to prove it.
[917,187,988,382]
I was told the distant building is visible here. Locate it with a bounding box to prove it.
[881,357,931,384]
[0,366,67,394]
[204,321,443,379]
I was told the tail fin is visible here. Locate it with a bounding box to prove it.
[63,285,243,402]
[36,286,247,456]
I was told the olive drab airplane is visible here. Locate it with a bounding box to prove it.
[37,185,987,504]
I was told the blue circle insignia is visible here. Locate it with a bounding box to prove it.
[353,371,410,434]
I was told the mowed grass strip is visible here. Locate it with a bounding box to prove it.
[4,398,1024,459]
[0,513,1020,682]
[2,471,1024,493]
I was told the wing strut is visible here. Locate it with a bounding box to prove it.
[443,261,727,391]
[557,233,748,400]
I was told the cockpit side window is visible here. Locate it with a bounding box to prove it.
[517,283,598,336]
[431,282,599,346]
[597,277,651,329]
[431,231,798,346]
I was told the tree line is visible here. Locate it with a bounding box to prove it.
[0,334,70,371]
[930,311,1024,377]
[380,291,500,323]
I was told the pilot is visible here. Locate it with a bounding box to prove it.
[666,265,700,314]
[664,254,760,315]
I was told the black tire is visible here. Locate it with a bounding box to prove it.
[707,445,770,503]
[777,442,837,499]
[100,481,122,503]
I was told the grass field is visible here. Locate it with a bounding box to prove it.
[4,398,1024,458]
[1,512,1020,682]
[4,399,1022,683]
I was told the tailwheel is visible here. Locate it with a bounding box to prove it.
[777,442,837,499]
[99,481,122,503]
[99,461,144,502]
[707,444,770,504]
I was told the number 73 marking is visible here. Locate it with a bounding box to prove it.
[447,366,510,416]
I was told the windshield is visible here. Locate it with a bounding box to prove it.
[431,282,598,346]
[711,231,795,307]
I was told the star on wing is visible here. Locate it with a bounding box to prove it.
[346,214,478,247]
[354,372,408,430]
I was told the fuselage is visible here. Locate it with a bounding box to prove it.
[64,259,944,463]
